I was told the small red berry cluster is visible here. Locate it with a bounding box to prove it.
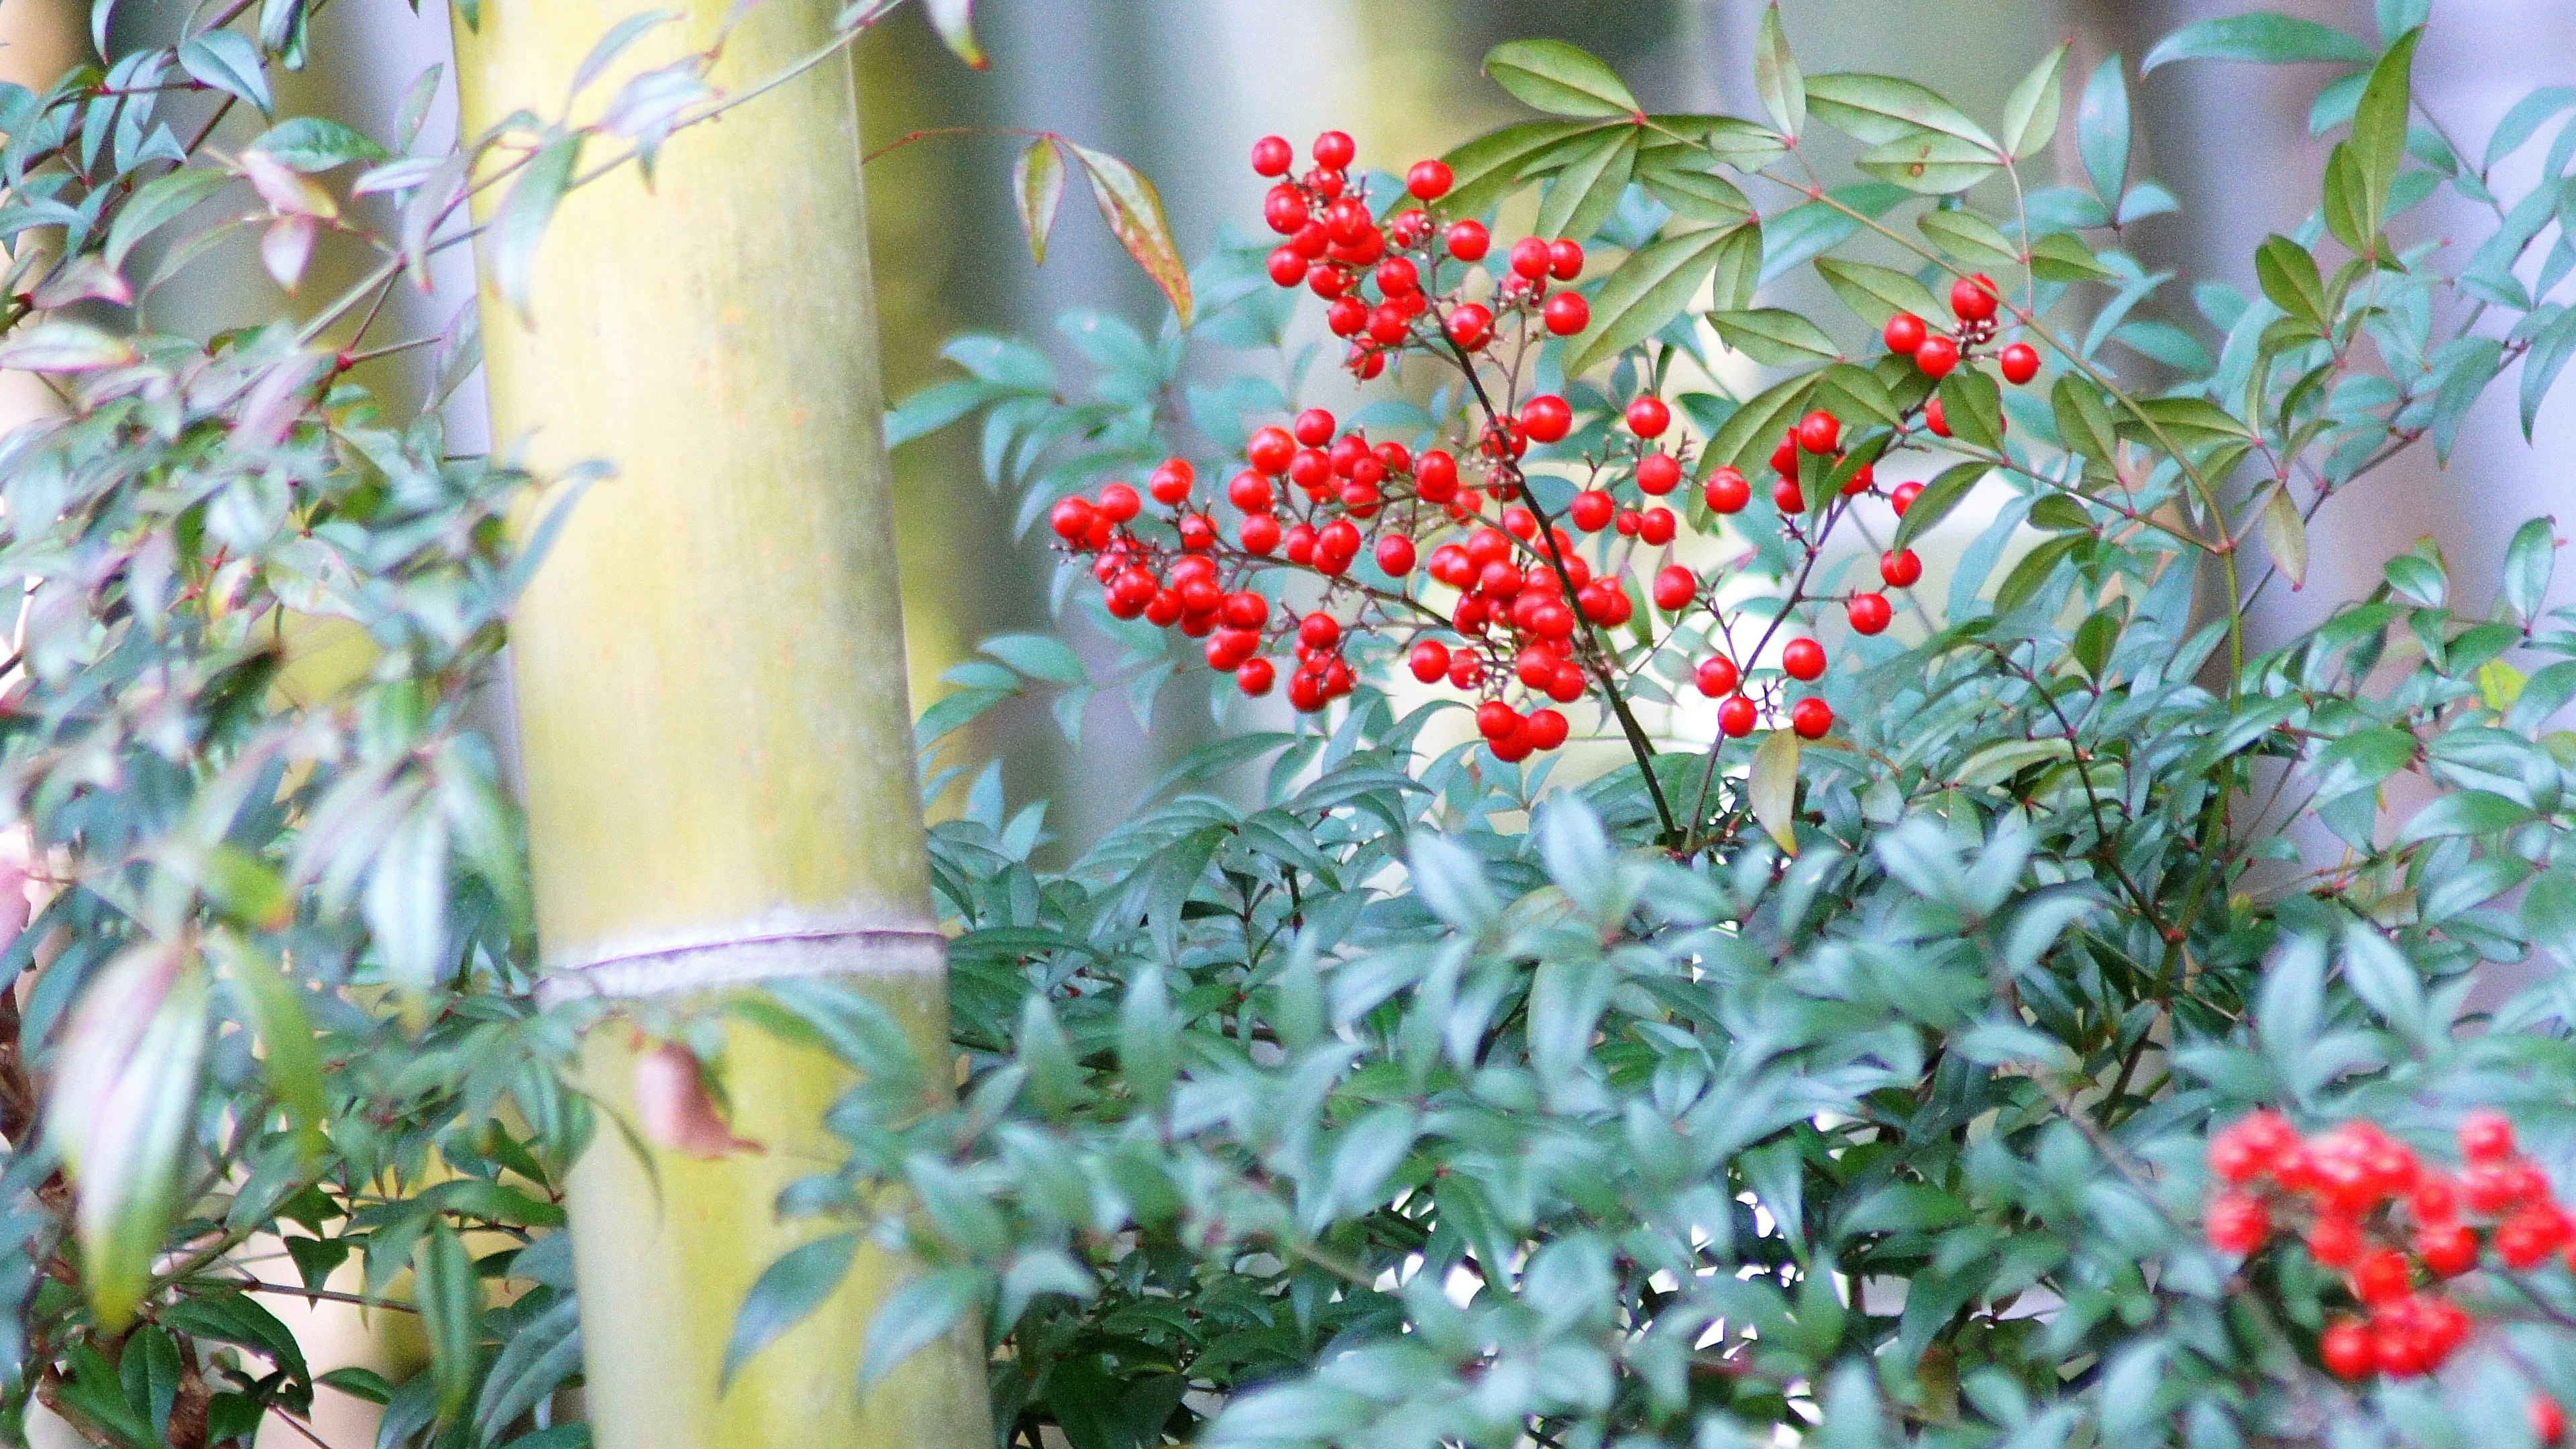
[1044,131,2047,761]
[2206,1106,2575,1419]
[1882,275,2039,386]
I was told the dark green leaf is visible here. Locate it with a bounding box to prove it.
[1566,223,1745,375]
[723,1234,857,1387]
[1484,38,1641,118]
[2141,14,2374,72]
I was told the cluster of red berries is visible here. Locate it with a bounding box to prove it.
[1043,129,2061,759]
[1882,273,2040,386]
[2205,1106,2575,1422]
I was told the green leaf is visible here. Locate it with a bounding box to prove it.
[1855,129,2000,196]
[2385,549,2448,608]
[983,632,1087,685]
[1566,223,1745,375]
[1813,257,1939,326]
[2522,868,2576,963]
[1917,207,2017,267]
[2396,789,2532,844]
[2027,231,2112,281]
[1994,533,2085,612]
[1708,307,1839,365]
[1437,120,1612,219]
[2051,376,2119,463]
[413,1226,482,1418]
[1700,373,1812,478]
[2077,54,2131,203]
[2502,517,2556,625]
[1532,126,1638,241]
[1894,461,1988,549]
[179,30,272,114]
[1483,38,1640,118]
[1705,221,1764,313]
[105,167,233,270]
[2258,485,2308,590]
[2255,233,2330,325]
[1750,729,1800,853]
[1935,369,2005,451]
[474,1296,584,1442]
[2322,143,2371,254]
[488,132,578,323]
[1069,142,1192,325]
[1635,160,1751,227]
[1806,72,1998,150]
[2431,335,2504,464]
[1012,136,1065,267]
[250,117,388,172]
[924,0,984,67]
[1812,362,1899,427]
[2119,396,2250,452]
[2349,28,2422,231]
[212,936,327,1160]
[722,1234,857,1387]
[861,1268,984,1385]
[2000,43,2069,159]
[2141,14,2374,72]
[1754,4,1804,138]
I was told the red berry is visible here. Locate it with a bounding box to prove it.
[1227,471,1274,513]
[1239,514,1281,555]
[2414,1222,2478,1278]
[1625,396,1672,438]
[2000,341,2040,384]
[1704,467,1750,514]
[2320,1318,2373,1381]
[1234,657,1275,696]
[1250,135,1294,176]
[1782,637,1826,681]
[1637,508,1676,545]
[2461,1109,2518,1165]
[1290,221,1330,259]
[1525,706,1570,751]
[1324,198,1373,246]
[1407,639,1451,684]
[1951,272,1998,322]
[1177,515,1215,551]
[1312,130,1355,169]
[1049,496,1096,541]
[2496,1205,2571,1268]
[1636,453,1682,495]
[1297,612,1341,651]
[1847,592,1892,635]
[1924,399,1955,441]
[1445,219,1490,262]
[1542,292,1590,336]
[1521,394,1573,444]
[1652,565,1697,612]
[1790,696,1832,739]
[1267,247,1308,287]
[1841,460,1876,497]
[1796,409,1840,455]
[1293,408,1336,447]
[1507,237,1552,280]
[1416,449,1460,501]
[1149,458,1195,504]
[1890,480,1924,515]
[1097,482,1142,522]
[1569,490,1615,531]
[1247,426,1295,474]
[2537,1396,2567,1446]
[2410,1172,2462,1223]
[1263,185,1309,235]
[1445,303,1495,350]
[1325,296,1368,336]
[2307,1214,2363,1268]
[2352,1248,2414,1306]
[1770,436,1801,478]
[1475,700,1521,741]
[2206,1192,2271,1255]
[1882,549,1923,588]
[1405,158,1453,200]
[1375,534,1417,576]
[1883,311,1927,354]
[1695,657,1739,698]
[1717,694,1758,737]
[1915,334,1960,378]
[1772,476,1807,515]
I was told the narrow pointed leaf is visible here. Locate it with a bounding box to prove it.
[1484,38,1640,118]
[1012,136,1065,266]
[1070,142,1191,325]
[2001,43,2068,158]
[1751,728,1801,854]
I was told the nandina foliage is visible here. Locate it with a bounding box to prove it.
[804,9,2576,1449]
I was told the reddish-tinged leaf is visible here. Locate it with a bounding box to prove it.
[1069,141,1191,325]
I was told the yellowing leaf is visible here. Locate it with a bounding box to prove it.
[2259,484,2308,589]
[1012,135,1065,266]
[1751,728,1801,854]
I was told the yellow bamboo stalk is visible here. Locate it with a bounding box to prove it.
[449,5,988,1448]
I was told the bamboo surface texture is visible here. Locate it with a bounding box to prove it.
[450,3,987,1446]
